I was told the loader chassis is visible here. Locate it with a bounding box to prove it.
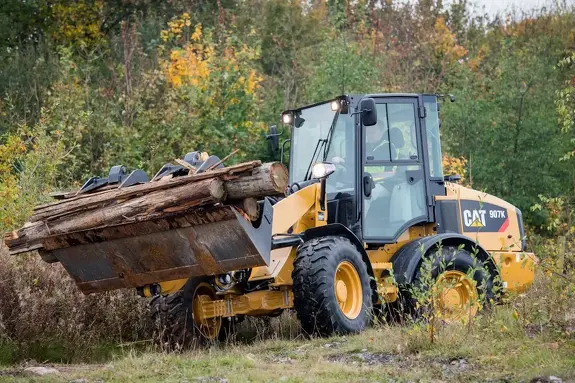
[146,93,535,340]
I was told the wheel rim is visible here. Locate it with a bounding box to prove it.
[192,283,222,340]
[434,270,479,322]
[334,261,363,319]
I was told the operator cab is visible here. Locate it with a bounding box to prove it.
[279,94,445,244]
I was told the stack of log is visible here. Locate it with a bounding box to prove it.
[4,161,288,256]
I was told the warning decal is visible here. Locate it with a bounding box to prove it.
[460,200,509,233]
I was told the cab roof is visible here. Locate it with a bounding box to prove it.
[284,93,438,113]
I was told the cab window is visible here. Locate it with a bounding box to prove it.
[424,98,443,178]
[365,103,418,162]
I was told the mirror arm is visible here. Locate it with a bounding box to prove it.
[280,138,291,165]
[265,126,285,139]
[350,109,371,118]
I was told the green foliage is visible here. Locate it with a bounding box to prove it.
[442,17,575,218]
[1,1,574,224]
[138,17,267,169]
[0,0,45,48]
[302,36,380,101]
[556,51,575,162]
[0,124,64,232]
[0,341,16,365]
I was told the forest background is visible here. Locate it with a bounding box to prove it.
[0,0,575,367]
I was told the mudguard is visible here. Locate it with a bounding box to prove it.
[391,233,496,285]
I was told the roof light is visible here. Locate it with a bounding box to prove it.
[330,100,340,111]
[281,112,293,125]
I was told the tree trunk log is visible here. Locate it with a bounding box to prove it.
[234,198,260,221]
[224,162,288,200]
[5,161,288,255]
[31,160,261,222]
[6,178,225,254]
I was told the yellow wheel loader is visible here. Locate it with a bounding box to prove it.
[38,93,536,343]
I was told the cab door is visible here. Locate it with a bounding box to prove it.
[361,97,428,242]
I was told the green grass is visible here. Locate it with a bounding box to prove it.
[0,339,140,366]
[0,341,17,366]
[2,306,574,383]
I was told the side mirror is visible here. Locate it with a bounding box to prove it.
[266,125,280,153]
[360,98,377,126]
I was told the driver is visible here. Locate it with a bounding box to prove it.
[365,118,391,160]
[331,117,391,165]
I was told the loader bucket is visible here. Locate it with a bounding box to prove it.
[39,200,273,294]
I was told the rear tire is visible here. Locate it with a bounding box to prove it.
[409,246,495,322]
[292,236,373,336]
[151,276,230,349]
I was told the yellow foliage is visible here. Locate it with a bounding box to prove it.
[468,44,489,71]
[152,13,266,160]
[0,135,29,229]
[165,46,211,88]
[159,15,262,97]
[191,25,202,41]
[49,0,105,47]
[246,70,262,95]
[442,154,467,180]
[433,17,468,63]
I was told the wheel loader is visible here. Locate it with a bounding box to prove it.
[37,93,537,342]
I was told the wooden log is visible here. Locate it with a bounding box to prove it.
[31,161,262,222]
[5,161,287,255]
[224,162,288,200]
[234,198,260,221]
[174,158,196,172]
[6,178,225,254]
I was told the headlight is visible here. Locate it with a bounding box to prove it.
[312,162,336,179]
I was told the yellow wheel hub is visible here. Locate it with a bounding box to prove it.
[434,270,479,322]
[192,283,222,340]
[334,261,363,319]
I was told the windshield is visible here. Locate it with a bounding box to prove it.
[290,102,356,194]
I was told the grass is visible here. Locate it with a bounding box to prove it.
[1,304,574,383]
[0,341,128,366]
[1,240,574,382]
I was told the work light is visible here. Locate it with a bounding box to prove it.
[281,112,293,125]
[330,100,340,111]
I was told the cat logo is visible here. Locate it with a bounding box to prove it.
[463,209,486,228]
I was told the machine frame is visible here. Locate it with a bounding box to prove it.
[145,93,535,341]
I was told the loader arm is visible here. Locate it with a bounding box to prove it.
[249,182,327,283]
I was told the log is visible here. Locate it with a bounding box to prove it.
[6,178,225,254]
[234,198,260,221]
[5,161,288,256]
[224,162,288,200]
[31,161,262,222]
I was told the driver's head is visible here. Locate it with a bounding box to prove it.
[366,118,387,144]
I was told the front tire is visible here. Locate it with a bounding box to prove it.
[151,277,228,349]
[292,236,373,336]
